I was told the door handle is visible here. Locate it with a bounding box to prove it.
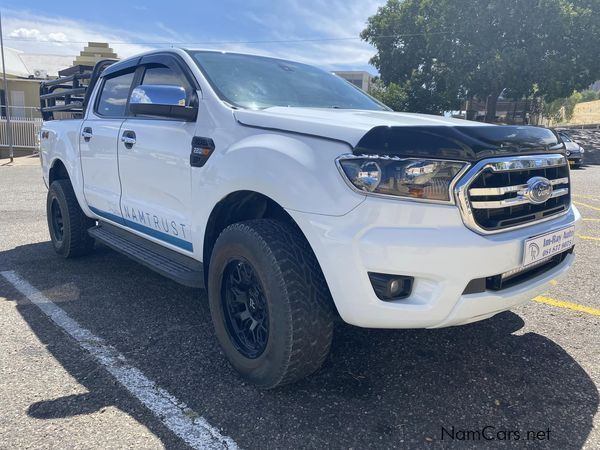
[82,127,93,142]
[121,130,136,149]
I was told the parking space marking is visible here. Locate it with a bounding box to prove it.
[573,194,600,202]
[577,234,600,242]
[574,201,600,212]
[534,295,600,316]
[583,218,600,222]
[0,270,238,450]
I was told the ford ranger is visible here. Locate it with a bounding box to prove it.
[39,49,580,388]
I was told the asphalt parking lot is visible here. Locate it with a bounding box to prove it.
[1,156,598,449]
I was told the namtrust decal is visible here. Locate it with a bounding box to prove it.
[122,205,189,241]
[88,204,193,252]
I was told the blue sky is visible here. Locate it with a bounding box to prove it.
[1,0,385,73]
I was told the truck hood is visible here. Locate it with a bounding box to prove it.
[234,107,564,162]
[234,107,484,146]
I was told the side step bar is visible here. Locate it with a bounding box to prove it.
[88,222,204,288]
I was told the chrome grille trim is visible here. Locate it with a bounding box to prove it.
[481,156,567,172]
[454,154,571,235]
[468,177,569,196]
[470,188,569,209]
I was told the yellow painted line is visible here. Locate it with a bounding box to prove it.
[577,234,600,241]
[583,218,600,222]
[574,201,600,212]
[549,280,558,286]
[573,194,600,202]
[534,296,600,316]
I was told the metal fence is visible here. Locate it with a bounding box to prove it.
[0,106,42,151]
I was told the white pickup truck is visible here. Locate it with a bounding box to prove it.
[40,48,579,388]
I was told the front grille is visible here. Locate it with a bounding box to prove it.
[455,155,571,234]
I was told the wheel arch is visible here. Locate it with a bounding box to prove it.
[49,158,71,185]
[203,191,296,277]
[201,190,335,313]
[47,156,93,220]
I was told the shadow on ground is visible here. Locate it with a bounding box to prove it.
[1,241,597,449]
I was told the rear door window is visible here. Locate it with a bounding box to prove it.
[96,71,135,117]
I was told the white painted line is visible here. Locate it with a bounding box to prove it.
[1,270,238,450]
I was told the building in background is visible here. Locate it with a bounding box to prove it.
[462,97,541,125]
[0,47,72,118]
[1,42,119,157]
[72,42,118,68]
[0,42,118,119]
[333,71,373,91]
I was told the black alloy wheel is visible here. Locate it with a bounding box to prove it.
[221,259,269,359]
[207,219,335,388]
[46,179,95,258]
[50,198,65,243]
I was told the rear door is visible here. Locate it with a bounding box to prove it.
[117,55,198,253]
[80,68,135,222]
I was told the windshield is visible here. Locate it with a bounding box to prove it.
[189,51,387,111]
[559,132,572,142]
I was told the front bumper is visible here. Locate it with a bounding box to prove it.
[288,198,580,329]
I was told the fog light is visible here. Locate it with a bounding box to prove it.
[368,273,413,301]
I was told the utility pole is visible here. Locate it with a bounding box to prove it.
[0,8,14,163]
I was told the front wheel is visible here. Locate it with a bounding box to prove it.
[46,180,95,258]
[208,219,334,388]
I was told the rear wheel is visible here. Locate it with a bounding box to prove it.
[46,179,95,258]
[208,219,334,388]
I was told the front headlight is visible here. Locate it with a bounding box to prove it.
[337,155,468,202]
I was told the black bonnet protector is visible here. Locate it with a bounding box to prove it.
[353,125,565,162]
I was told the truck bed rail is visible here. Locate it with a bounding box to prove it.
[39,59,117,120]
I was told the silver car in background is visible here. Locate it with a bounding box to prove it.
[558,131,585,168]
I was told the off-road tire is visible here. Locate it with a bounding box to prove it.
[46,179,95,258]
[208,219,334,389]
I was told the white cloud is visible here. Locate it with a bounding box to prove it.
[1,1,386,71]
[8,27,69,46]
[238,0,386,70]
[47,32,68,42]
[2,9,154,58]
[9,27,43,39]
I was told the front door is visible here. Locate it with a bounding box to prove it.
[80,69,135,221]
[117,60,196,254]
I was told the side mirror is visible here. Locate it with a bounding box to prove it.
[129,85,198,121]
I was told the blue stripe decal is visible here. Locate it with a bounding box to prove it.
[89,206,124,225]
[89,206,193,252]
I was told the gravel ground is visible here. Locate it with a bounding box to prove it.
[0,156,598,449]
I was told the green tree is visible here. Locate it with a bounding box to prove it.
[361,0,600,120]
[368,78,409,111]
[580,90,600,103]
